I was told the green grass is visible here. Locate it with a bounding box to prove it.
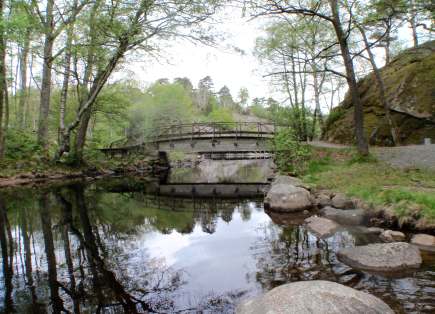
[302,148,435,224]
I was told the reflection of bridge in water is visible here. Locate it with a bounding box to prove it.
[103,179,268,211]
[101,122,278,160]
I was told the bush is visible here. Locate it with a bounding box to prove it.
[273,128,311,176]
[325,107,345,129]
[5,129,41,160]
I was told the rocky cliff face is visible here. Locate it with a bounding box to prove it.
[323,40,435,146]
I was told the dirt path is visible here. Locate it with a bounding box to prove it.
[308,141,435,170]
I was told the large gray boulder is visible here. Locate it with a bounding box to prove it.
[236,280,394,314]
[305,216,339,238]
[265,176,312,212]
[322,206,368,225]
[411,234,435,252]
[337,242,422,272]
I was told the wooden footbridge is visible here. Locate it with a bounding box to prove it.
[101,122,278,160]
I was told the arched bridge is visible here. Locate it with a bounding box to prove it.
[101,122,278,159]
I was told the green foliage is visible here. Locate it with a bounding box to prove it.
[273,128,311,175]
[4,129,40,160]
[128,82,194,139]
[207,105,234,125]
[324,107,345,128]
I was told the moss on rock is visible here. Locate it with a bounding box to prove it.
[323,40,435,146]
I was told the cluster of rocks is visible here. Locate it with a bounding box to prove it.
[250,175,435,313]
[264,175,435,271]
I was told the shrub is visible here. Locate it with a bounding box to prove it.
[5,129,40,160]
[273,128,311,176]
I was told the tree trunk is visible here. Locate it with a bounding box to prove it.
[18,30,30,129]
[410,0,418,47]
[37,0,55,155]
[72,1,99,162]
[0,0,5,158]
[359,26,398,145]
[311,65,324,140]
[59,22,74,146]
[329,0,368,155]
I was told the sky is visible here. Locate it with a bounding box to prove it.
[123,8,276,102]
[118,5,426,108]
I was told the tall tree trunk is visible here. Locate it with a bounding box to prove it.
[384,27,391,65]
[409,0,418,47]
[73,1,99,162]
[329,0,369,155]
[18,30,30,129]
[37,0,55,155]
[0,0,5,158]
[56,21,75,159]
[311,65,324,140]
[358,26,398,145]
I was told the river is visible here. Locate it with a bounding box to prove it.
[0,160,434,313]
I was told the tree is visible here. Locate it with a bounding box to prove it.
[31,0,86,155]
[251,0,369,154]
[195,75,215,113]
[237,87,249,109]
[217,85,235,108]
[56,0,220,162]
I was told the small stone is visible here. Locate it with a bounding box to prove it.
[305,216,339,238]
[366,227,384,235]
[411,234,435,252]
[380,230,406,242]
[337,242,422,273]
[321,206,367,225]
[236,280,394,314]
[331,193,354,209]
[316,193,331,207]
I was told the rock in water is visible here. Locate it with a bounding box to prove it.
[380,230,406,242]
[337,242,422,272]
[322,206,367,225]
[411,234,435,252]
[323,40,435,145]
[236,280,394,314]
[265,176,312,212]
[305,216,339,238]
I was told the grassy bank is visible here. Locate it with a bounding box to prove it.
[301,147,435,228]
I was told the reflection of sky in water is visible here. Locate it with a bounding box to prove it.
[126,207,271,302]
[1,185,435,313]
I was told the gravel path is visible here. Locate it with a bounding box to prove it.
[308,141,435,170]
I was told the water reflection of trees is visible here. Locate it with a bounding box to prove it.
[253,221,370,291]
[0,186,187,313]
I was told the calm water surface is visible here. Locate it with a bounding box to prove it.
[0,171,434,313]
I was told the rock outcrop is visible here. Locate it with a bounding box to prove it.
[265,176,312,212]
[337,242,422,272]
[236,280,394,314]
[323,40,435,145]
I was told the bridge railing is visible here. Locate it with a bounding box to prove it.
[145,121,277,143]
[106,122,288,150]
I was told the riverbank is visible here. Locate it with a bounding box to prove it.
[301,147,435,231]
[0,155,164,189]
